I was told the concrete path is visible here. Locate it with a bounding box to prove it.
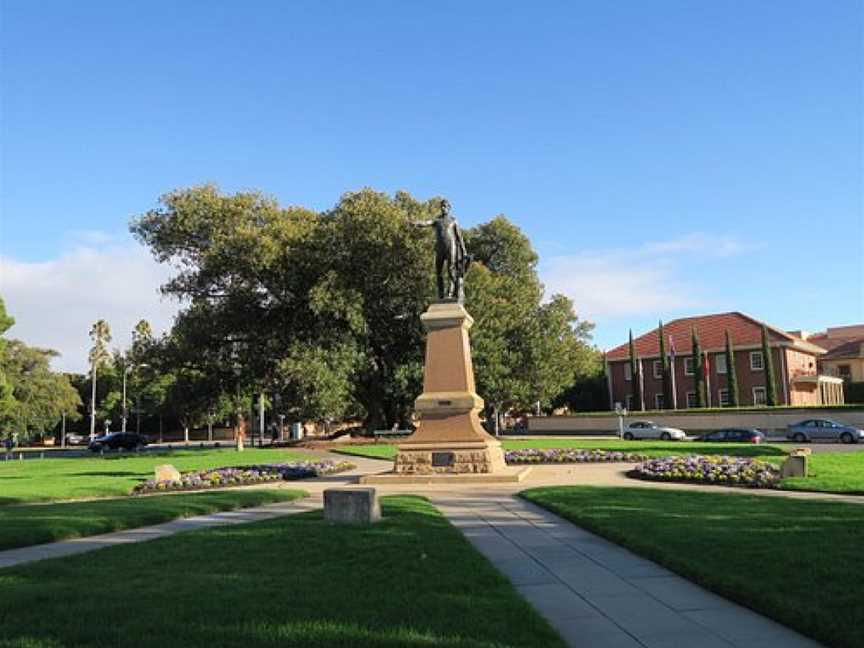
[433,491,823,648]
[0,496,323,570]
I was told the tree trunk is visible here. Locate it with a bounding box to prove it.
[235,413,246,452]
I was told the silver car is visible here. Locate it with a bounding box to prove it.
[786,419,864,444]
[623,421,687,441]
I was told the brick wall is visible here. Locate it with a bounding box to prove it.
[608,346,820,410]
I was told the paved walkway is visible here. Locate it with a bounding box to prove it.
[0,497,324,570]
[433,491,822,648]
[0,451,838,647]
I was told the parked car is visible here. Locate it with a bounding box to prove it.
[622,421,686,441]
[88,432,149,452]
[64,432,86,446]
[697,428,765,444]
[786,419,864,444]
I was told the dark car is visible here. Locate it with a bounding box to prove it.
[88,432,149,452]
[698,428,765,444]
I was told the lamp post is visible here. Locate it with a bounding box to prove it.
[122,363,149,434]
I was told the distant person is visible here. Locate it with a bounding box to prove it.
[3,435,12,459]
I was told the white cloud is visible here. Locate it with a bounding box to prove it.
[0,236,181,373]
[540,233,749,321]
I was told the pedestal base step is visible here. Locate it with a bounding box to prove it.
[359,466,531,485]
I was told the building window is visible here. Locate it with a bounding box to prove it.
[653,360,663,379]
[750,351,764,371]
[753,386,767,405]
[684,357,695,375]
[625,394,634,410]
[655,394,665,409]
[715,354,727,374]
[718,388,730,406]
[686,391,697,408]
[838,365,852,382]
[624,363,632,382]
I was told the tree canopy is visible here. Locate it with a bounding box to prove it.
[0,298,81,441]
[131,186,599,429]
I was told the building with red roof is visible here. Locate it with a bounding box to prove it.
[800,324,864,386]
[605,312,844,410]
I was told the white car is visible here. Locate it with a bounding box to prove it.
[623,421,686,441]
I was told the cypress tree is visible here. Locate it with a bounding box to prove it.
[761,324,778,406]
[658,321,668,409]
[691,328,705,408]
[629,329,642,411]
[724,329,739,406]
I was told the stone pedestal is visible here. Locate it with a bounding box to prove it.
[324,487,381,524]
[394,302,506,475]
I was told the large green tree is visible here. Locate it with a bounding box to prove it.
[0,298,16,424]
[0,341,81,441]
[131,186,598,431]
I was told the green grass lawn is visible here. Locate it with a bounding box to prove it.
[0,496,566,648]
[782,452,864,495]
[521,486,864,648]
[334,439,787,461]
[0,448,312,505]
[0,489,306,552]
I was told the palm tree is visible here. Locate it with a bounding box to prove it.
[88,319,112,440]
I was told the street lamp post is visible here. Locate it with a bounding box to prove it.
[122,363,148,434]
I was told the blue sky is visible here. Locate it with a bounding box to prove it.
[1,1,861,371]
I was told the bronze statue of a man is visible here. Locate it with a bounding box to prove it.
[414,199,470,302]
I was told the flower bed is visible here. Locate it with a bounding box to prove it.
[505,448,648,464]
[131,460,354,495]
[630,455,780,488]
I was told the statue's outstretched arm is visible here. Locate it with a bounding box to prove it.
[412,220,435,227]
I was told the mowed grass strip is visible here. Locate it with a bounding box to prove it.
[781,451,864,495]
[334,439,787,461]
[521,486,864,648]
[0,496,566,648]
[0,489,307,552]
[0,448,312,504]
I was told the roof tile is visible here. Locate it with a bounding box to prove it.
[606,312,802,361]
